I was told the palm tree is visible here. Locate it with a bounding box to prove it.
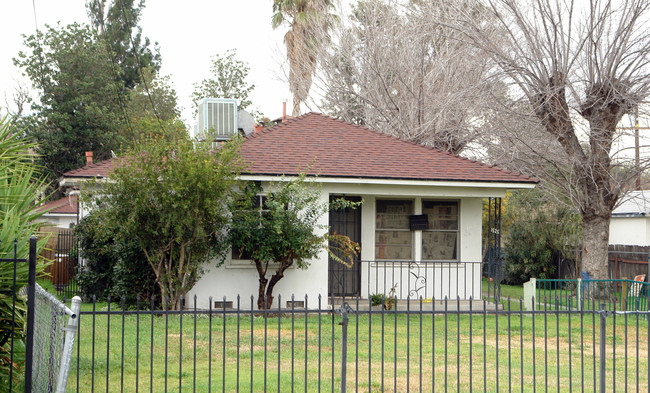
[272,0,337,116]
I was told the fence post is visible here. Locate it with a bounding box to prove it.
[338,302,353,393]
[577,278,582,311]
[599,304,608,393]
[523,278,536,311]
[24,235,37,393]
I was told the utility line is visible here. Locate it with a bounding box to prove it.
[92,6,137,142]
[117,0,167,136]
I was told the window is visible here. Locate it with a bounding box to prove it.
[421,201,458,261]
[231,195,267,261]
[375,200,413,260]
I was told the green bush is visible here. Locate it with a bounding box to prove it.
[502,189,581,285]
[75,210,157,305]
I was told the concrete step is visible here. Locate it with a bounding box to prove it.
[329,298,502,312]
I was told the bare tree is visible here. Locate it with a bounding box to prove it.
[3,82,31,122]
[458,0,650,279]
[313,0,501,154]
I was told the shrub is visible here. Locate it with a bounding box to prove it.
[502,189,581,285]
[75,210,157,304]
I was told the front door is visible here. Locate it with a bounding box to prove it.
[328,196,362,296]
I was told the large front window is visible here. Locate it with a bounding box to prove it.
[421,201,458,261]
[231,195,267,261]
[375,200,413,260]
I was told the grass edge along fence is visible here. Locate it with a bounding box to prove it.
[68,294,650,393]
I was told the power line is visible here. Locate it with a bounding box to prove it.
[116,0,167,136]
[91,6,137,142]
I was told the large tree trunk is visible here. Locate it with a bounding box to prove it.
[581,215,610,280]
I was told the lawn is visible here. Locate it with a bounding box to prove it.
[65,304,649,393]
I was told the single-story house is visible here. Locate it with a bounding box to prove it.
[60,112,536,309]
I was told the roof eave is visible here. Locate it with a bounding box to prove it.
[238,174,537,189]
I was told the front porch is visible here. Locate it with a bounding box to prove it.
[328,260,485,302]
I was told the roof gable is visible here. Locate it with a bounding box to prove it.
[38,195,78,215]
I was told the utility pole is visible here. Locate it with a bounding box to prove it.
[617,108,648,190]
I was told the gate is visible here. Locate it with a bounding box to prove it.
[43,229,78,299]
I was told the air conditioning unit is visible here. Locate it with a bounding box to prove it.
[197,98,238,140]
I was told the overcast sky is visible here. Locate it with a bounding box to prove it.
[0,0,293,127]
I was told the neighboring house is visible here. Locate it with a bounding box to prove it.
[37,194,78,229]
[610,190,650,246]
[60,113,537,309]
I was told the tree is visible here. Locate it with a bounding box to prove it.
[272,0,338,116]
[0,116,48,390]
[127,67,180,121]
[191,49,255,113]
[316,0,501,154]
[87,0,161,90]
[14,23,127,183]
[229,175,359,310]
[457,0,650,279]
[502,189,582,285]
[91,136,242,309]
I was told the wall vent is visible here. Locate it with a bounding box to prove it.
[214,300,234,309]
[197,98,238,140]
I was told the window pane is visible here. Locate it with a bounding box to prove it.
[422,232,457,260]
[376,200,412,229]
[422,201,458,230]
[376,200,412,260]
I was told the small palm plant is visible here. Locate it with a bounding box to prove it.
[0,116,48,392]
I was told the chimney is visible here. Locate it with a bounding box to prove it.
[282,99,287,123]
[254,123,265,133]
[85,151,93,166]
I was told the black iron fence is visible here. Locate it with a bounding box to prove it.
[68,294,650,392]
[1,237,37,393]
[42,230,78,300]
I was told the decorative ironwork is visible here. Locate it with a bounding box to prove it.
[486,197,503,303]
[408,261,426,298]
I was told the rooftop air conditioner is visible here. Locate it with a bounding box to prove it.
[197,98,238,140]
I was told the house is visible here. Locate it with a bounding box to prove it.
[61,113,536,309]
[610,190,650,246]
[37,194,78,229]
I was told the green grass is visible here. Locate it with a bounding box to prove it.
[66,306,649,393]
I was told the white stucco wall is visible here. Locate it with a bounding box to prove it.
[609,216,650,246]
[39,214,77,229]
[188,180,506,309]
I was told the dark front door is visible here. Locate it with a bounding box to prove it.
[328,196,362,296]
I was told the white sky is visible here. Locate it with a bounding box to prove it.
[0,0,293,128]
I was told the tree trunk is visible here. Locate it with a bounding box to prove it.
[257,275,268,310]
[264,269,286,309]
[581,215,610,280]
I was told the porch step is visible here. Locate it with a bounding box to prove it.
[329,298,502,312]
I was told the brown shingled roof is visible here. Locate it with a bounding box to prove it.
[63,157,120,178]
[62,112,536,184]
[37,195,78,215]
[240,112,536,184]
